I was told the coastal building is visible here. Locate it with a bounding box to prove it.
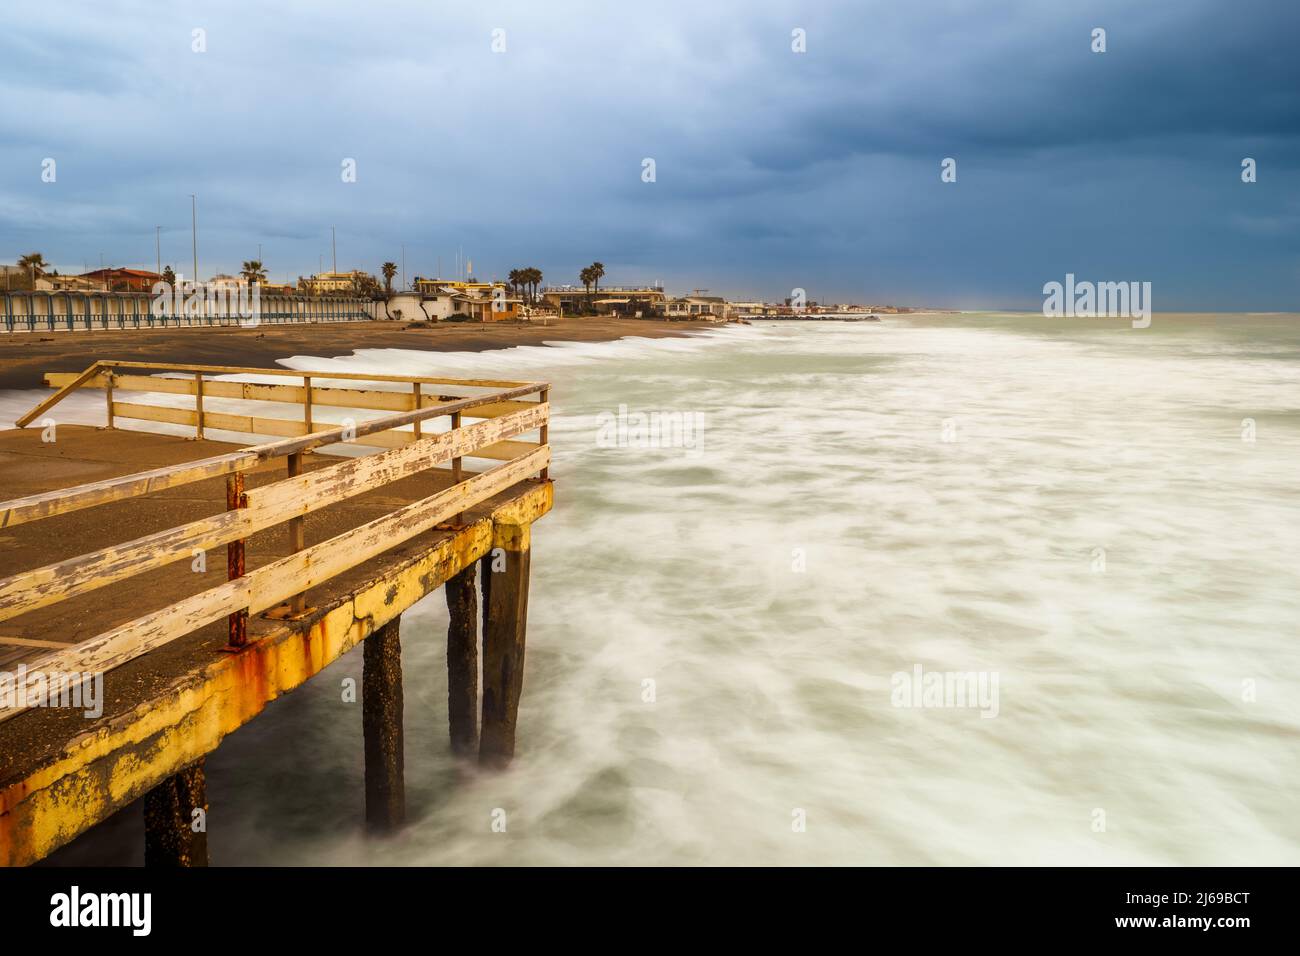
[206,275,294,295]
[403,279,522,321]
[78,267,162,292]
[412,277,500,296]
[460,291,523,321]
[301,270,370,295]
[33,274,102,293]
[666,294,730,319]
[539,285,666,317]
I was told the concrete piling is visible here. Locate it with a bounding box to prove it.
[445,564,479,757]
[362,616,405,831]
[143,758,209,867]
[479,521,531,769]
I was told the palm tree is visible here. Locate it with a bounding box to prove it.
[508,268,523,300]
[18,252,47,283]
[528,267,543,304]
[579,266,594,300]
[589,262,605,300]
[381,261,398,293]
[240,260,268,286]
[515,267,538,304]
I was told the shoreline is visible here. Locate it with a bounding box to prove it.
[0,317,725,390]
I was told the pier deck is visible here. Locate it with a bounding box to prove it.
[0,362,551,865]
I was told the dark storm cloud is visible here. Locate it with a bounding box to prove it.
[0,0,1296,307]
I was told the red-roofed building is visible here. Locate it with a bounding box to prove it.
[79,268,163,292]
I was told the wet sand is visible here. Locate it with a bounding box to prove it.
[0,317,722,389]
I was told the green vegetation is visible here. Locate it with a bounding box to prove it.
[6,252,48,290]
[508,266,543,304]
[578,262,605,313]
[350,273,383,298]
[18,252,47,281]
[240,260,268,285]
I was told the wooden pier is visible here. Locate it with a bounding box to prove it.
[0,361,552,866]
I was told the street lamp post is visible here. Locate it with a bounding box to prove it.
[190,195,198,286]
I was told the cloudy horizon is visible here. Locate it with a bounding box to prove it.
[2,0,1297,309]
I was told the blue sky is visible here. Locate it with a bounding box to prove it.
[1,0,1297,308]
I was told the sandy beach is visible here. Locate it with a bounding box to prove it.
[0,317,721,389]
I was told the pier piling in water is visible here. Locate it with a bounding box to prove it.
[480,520,531,769]
[363,616,405,832]
[143,759,209,867]
[445,565,479,757]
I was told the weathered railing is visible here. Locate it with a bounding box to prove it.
[0,361,550,722]
[1,291,373,332]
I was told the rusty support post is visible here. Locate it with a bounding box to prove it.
[194,372,205,439]
[363,615,405,831]
[539,387,549,480]
[143,758,209,866]
[445,564,479,757]
[287,451,306,613]
[226,472,247,647]
[479,521,531,769]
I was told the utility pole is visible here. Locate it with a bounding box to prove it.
[156,226,161,276]
[401,243,406,291]
[190,195,198,285]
